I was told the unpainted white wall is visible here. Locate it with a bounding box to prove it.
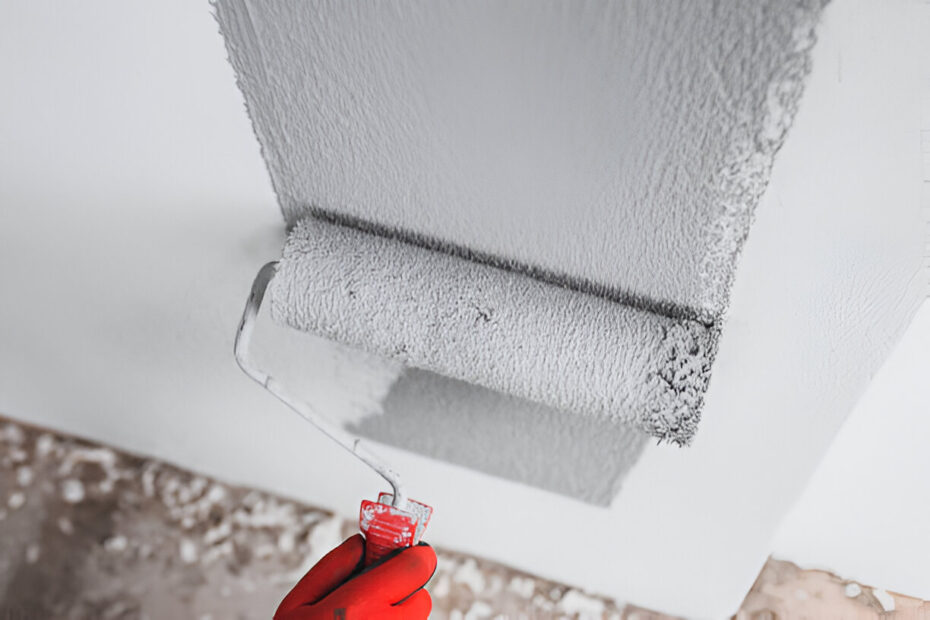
[773,301,930,600]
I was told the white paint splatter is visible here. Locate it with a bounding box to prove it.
[277,530,296,553]
[141,464,158,498]
[507,576,536,599]
[844,582,861,597]
[35,434,54,458]
[453,558,486,593]
[203,521,232,546]
[206,484,226,504]
[25,543,40,564]
[58,447,118,495]
[7,491,25,510]
[234,497,297,528]
[104,535,128,552]
[463,600,493,620]
[61,479,85,503]
[201,540,234,565]
[2,424,24,444]
[255,543,276,560]
[431,573,451,598]
[556,589,606,617]
[179,538,198,564]
[58,517,74,535]
[16,466,33,487]
[304,517,343,566]
[485,574,503,596]
[531,594,555,611]
[872,588,895,612]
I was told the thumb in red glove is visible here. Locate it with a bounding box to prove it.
[274,534,437,619]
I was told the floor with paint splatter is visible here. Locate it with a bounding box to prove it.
[0,418,927,619]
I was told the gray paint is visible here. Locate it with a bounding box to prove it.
[354,370,648,506]
[214,0,827,498]
[270,217,715,444]
[215,0,827,321]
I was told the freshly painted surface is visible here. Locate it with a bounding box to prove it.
[271,217,713,444]
[215,0,826,322]
[216,0,826,447]
[0,0,926,618]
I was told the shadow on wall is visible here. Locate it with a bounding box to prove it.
[241,308,647,506]
[352,369,648,506]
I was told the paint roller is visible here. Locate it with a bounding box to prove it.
[267,211,717,444]
[234,209,717,560]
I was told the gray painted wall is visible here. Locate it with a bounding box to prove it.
[216,0,826,322]
[214,0,828,497]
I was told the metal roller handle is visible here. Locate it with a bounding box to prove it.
[234,262,409,510]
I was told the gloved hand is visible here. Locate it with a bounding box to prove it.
[274,534,437,619]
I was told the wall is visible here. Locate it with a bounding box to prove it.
[356,369,647,505]
[772,30,930,597]
[0,0,927,618]
[214,0,829,479]
[773,301,930,600]
[216,0,826,323]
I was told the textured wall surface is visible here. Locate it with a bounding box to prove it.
[215,0,826,323]
[215,0,828,452]
[270,217,713,445]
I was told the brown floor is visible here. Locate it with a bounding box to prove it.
[0,417,927,619]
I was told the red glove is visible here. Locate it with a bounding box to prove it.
[274,534,437,619]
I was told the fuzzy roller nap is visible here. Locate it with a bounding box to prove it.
[269,216,718,445]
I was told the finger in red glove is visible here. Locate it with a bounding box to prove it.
[275,537,437,620]
[275,534,364,617]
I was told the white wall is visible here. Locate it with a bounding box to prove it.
[1,1,927,618]
[773,301,930,600]
[772,35,930,595]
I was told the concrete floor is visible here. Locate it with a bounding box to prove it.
[0,417,926,619]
